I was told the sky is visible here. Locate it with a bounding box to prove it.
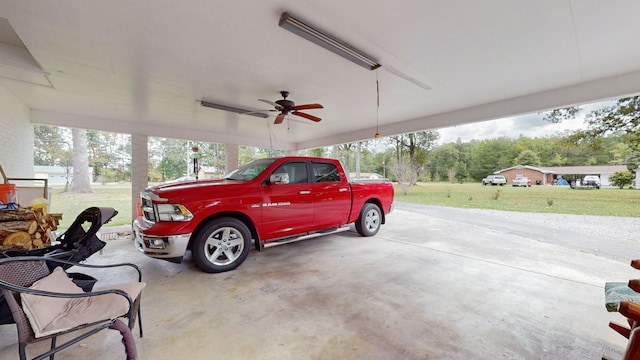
[435,100,614,145]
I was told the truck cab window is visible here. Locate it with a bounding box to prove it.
[226,159,275,181]
[312,162,340,183]
[272,162,308,184]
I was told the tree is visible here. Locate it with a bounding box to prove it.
[157,138,191,180]
[583,97,640,151]
[188,141,226,178]
[147,137,231,180]
[542,107,581,123]
[372,151,393,180]
[86,130,126,182]
[609,142,631,165]
[453,161,468,183]
[336,143,354,175]
[430,144,459,182]
[69,128,93,193]
[514,149,541,166]
[626,152,640,174]
[388,159,413,195]
[609,170,634,189]
[547,97,640,152]
[453,140,472,177]
[388,131,439,184]
[513,136,558,165]
[60,149,73,191]
[34,125,71,166]
[468,137,518,180]
[549,153,566,166]
[309,148,325,157]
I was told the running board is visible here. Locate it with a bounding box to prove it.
[263,226,350,249]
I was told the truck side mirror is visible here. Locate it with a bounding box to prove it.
[270,173,290,185]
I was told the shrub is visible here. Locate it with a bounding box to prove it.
[609,170,634,189]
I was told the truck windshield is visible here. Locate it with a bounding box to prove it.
[225,159,276,181]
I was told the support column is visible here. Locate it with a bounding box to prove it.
[131,134,148,222]
[225,144,239,173]
[636,166,640,190]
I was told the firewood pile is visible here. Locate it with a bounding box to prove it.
[0,208,61,252]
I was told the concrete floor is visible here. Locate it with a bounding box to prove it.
[1,204,637,359]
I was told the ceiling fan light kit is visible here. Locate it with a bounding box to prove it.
[279,12,381,71]
[202,92,323,125]
[261,90,323,124]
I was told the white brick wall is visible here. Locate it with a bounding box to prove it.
[0,84,33,178]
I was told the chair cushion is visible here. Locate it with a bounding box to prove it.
[605,282,640,312]
[21,267,83,337]
[21,267,145,338]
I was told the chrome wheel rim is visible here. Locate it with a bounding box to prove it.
[204,226,245,266]
[364,208,380,231]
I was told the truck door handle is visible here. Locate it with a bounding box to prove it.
[339,188,349,192]
[299,190,311,195]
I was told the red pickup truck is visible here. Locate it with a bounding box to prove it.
[133,156,394,273]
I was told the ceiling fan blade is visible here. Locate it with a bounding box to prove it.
[274,114,286,124]
[292,103,323,111]
[292,111,321,122]
[258,99,282,109]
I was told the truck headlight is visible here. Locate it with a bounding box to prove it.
[156,204,193,222]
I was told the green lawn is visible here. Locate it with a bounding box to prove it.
[395,183,640,217]
[49,185,135,229]
[47,182,639,230]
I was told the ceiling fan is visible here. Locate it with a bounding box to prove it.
[257,91,323,124]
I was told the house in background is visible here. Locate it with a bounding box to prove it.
[197,166,223,180]
[495,165,628,187]
[349,172,383,180]
[33,166,94,185]
[34,166,70,185]
[545,165,628,187]
[497,165,555,186]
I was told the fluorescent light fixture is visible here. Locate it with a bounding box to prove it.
[279,12,381,71]
[200,100,269,118]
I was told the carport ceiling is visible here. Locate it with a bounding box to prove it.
[2,1,640,151]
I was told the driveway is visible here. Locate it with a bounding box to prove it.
[396,202,640,261]
[0,202,637,359]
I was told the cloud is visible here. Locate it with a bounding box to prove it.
[436,99,615,145]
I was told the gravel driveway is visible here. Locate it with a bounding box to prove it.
[395,201,640,262]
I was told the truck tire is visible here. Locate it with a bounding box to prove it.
[355,203,382,237]
[192,217,251,273]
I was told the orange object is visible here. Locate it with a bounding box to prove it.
[0,183,17,204]
[0,164,18,204]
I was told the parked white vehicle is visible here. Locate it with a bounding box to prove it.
[482,175,507,186]
[512,177,531,187]
[571,175,601,189]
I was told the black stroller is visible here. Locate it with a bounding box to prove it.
[0,206,118,324]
